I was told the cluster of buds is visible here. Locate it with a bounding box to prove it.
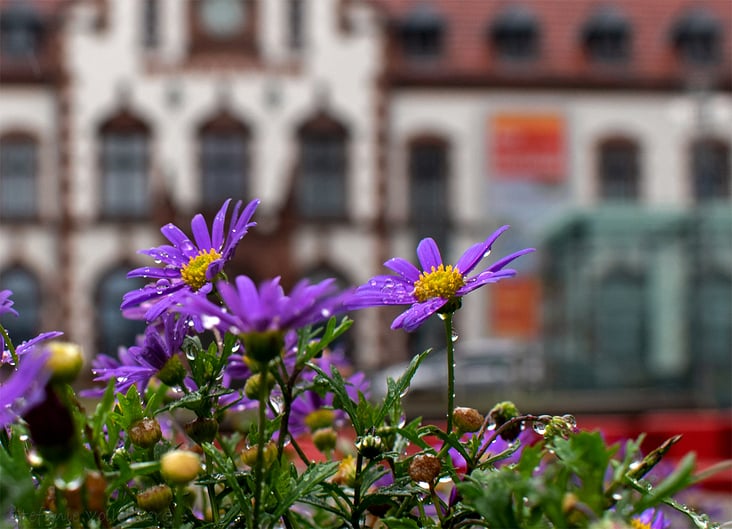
[533,414,577,440]
[355,433,386,459]
[305,408,338,453]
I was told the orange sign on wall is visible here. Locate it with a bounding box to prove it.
[490,277,542,339]
[491,113,566,183]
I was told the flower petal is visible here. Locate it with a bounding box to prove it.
[161,224,197,257]
[384,257,420,282]
[416,238,442,271]
[455,225,510,274]
[457,269,517,295]
[486,247,535,273]
[190,213,212,251]
[211,198,232,251]
[391,298,447,332]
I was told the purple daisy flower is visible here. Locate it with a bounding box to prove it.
[0,289,18,318]
[2,331,64,365]
[346,226,534,331]
[0,349,50,428]
[180,275,345,359]
[121,198,260,322]
[632,508,671,529]
[92,314,189,394]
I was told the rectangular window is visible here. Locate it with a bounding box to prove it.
[692,141,730,200]
[142,0,159,49]
[102,133,149,217]
[298,135,346,219]
[599,141,639,200]
[288,0,304,50]
[0,139,36,219]
[410,142,448,246]
[201,132,248,206]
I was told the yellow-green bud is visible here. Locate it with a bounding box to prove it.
[184,417,219,445]
[157,355,186,387]
[46,341,84,383]
[489,401,521,442]
[129,418,162,448]
[243,372,276,400]
[453,407,484,433]
[408,454,441,483]
[136,484,173,512]
[242,330,284,363]
[304,409,336,432]
[355,434,385,459]
[312,427,338,453]
[241,441,277,468]
[160,450,201,484]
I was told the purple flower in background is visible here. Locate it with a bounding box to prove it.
[0,350,50,428]
[2,331,64,365]
[122,198,259,322]
[346,227,534,331]
[92,314,189,394]
[0,290,18,318]
[632,508,671,529]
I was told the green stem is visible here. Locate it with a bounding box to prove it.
[350,453,364,529]
[252,361,270,529]
[0,324,18,365]
[442,312,456,434]
[205,452,219,524]
[172,486,185,528]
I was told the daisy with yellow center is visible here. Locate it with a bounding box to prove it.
[180,248,223,291]
[346,226,534,331]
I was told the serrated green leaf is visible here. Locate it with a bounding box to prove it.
[382,517,421,529]
[270,461,340,519]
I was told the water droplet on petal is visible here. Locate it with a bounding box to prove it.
[202,315,220,329]
[562,414,577,429]
[321,308,331,318]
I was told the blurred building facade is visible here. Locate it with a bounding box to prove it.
[1,0,730,409]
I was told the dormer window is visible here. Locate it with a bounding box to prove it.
[0,0,43,59]
[397,4,445,60]
[199,0,246,39]
[582,7,631,63]
[671,8,722,65]
[489,6,539,61]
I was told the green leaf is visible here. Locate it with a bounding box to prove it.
[633,452,696,513]
[270,461,340,519]
[382,517,421,529]
[115,386,145,429]
[375,350,430,427]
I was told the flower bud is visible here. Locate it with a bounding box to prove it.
[243,372,276,400]
[241,441,277,468]
[160,450,201,484]
[46,341,84,383]
[408,454,441,483]
[136,484,173,512]
[23,386,76,463]
[453,407,484,433]
[304,409,336,432]
[331,455,357,487]
[312,427,338,453]
[184,417,219,445]
[157,355,186,387]
[355,434,385,459]
[129,417,162,448]
[489,401,521,442]
[84,471,107,514]
[242,330,284,363]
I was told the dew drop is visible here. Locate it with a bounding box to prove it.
[532,419,548,436]
[18,434,28,442]
[321,308,331,318]
[483,250,492,259]
[399,387,409,398]
[202,315,221,329]
[562,414,577,429]
[438,313,447,321]
[27,450,43,467]
[185,348,196,361]
[451,332,459,343]
[231,343,241,353]
[154,259,162,264]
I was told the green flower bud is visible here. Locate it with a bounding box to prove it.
[355,434,385,459]
[242,330,284,363]
[129,417,162,448]
[160,450,201,484]
[46,341,84,383]
[304,409,336,432]
[312,427,338,453]
[136,484,173,512]
[243,372,276,400]
[241,441,277,468]
[489,401,521,442]
[157,355,186,387]
[408,454,442,483]
[184,417,219,445]
[453,407,484,433]
[23,386,76,463]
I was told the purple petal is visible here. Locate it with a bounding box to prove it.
[391,298,447,332]
[457,269,517,295]
[211,199,232,250]
[160,224,197,257]
[486,247,536,273]
[416,238,442,271]
[128,266,181,279]
[190,213,212,251]
[384,257,420,282]
[455,226,510,274]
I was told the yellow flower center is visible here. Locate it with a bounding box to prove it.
[413,264,465,302]
[630,520,651,529]
[180,249,222,290]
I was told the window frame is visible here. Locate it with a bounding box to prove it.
[597,137,641,202]
[0,131,38,221]
[690,137,730,202]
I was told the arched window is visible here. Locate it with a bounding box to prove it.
[408,135,449,249]
[581,6,631,64]
[0,132,37,219]
[0,1,43,59]
[99,110,151,219]
[198,111,250,209]
[397,4,445,61]
[691,138,730,201]
[671,8,722,65]
[96,267,147,355]
[296,112,348,220]
[489,6,540,62]
[0,266,41,345]
[591,268,647,387]
[597,137,640,201]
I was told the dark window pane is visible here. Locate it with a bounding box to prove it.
[288,0,304,50]
[142,0,159,48]
[0,3,42,58]
[0,268,40,345]
[692,140,730,200]
[399,6,444,60]
[672,10,721,65]
[599,140,639,200]
[297,131,347,219]
[582,8,631,63]
[0,138,36,218]
[491,8,539,61]
[409,141,448,246]
[101,132,149,217]
[97,268,147,355]
[200,131,248,206]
